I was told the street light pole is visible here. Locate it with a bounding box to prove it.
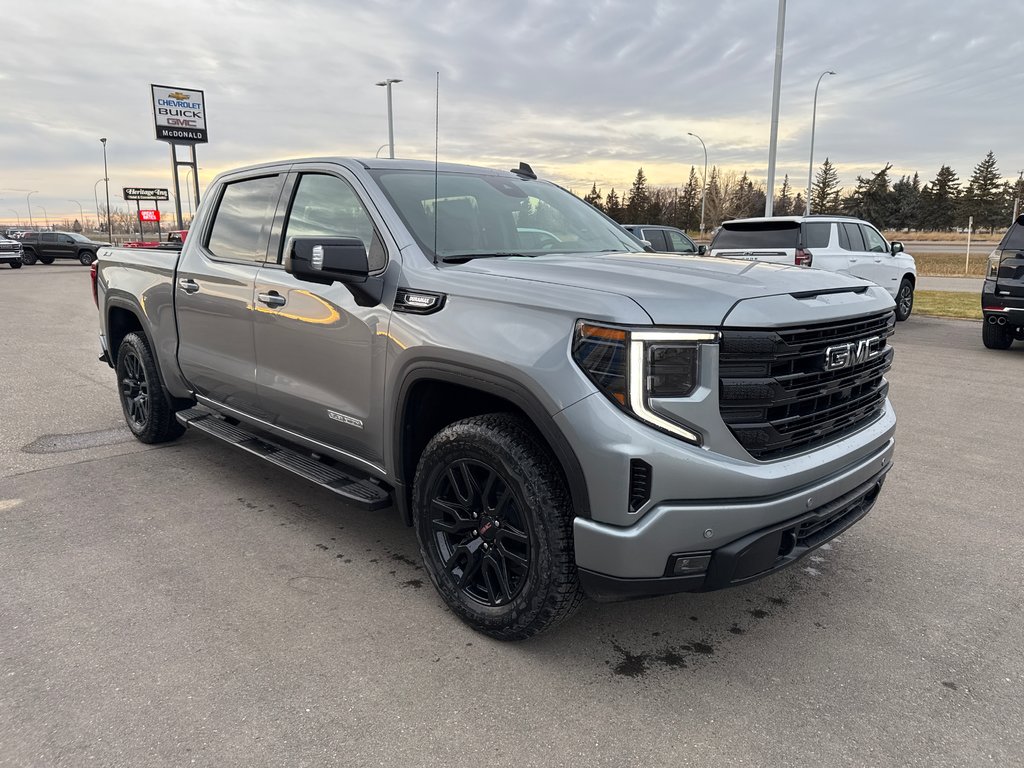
[764,0,787,217]
[687,132,709,235]
[93,179,104,231]
[69,199,85,230]
[9,209,21,227]
[39,206,49,228]
[26,191,38,229]
[100,138,112,238]
[375,78,402,159]
[806,70,836,215]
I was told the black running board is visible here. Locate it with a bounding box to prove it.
[176,407,391,511]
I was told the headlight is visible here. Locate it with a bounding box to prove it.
[572,321,717,445]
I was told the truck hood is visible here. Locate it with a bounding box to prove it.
[459,252,890,326]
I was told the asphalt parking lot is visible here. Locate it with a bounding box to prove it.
[1,264,1022,767]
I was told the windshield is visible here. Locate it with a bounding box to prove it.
[369,169,643,261]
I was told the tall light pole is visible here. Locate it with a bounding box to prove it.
[93,178,105,231]
[687,132,709,235]
[68,199,85,230]
[806,70,836,215]
[183,167,195,220]
[375,78,402,159]
[9,209,21,227]
[764,0,787,216]
[100,138,112,238]
[39,206,50,229]
[26,191,38,229]
[375,143,390,158]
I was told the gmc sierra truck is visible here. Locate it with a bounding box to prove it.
[95,157,898,639]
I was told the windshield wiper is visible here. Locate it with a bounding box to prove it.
[441,253,537,263]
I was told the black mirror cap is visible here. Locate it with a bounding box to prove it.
[890,241,904,255]
[697,245,707,256]
[284,236,370,283]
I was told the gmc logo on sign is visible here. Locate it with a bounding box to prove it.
[824,336,884,371]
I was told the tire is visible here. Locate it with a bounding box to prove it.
[78,250,95,265]
[115,332,186,443]
[8,260,21,269]
[895,278,914,321]
[39,256,55,265]
[413,414,583,640]
[982,319,1014,350]
[21,251,37,265]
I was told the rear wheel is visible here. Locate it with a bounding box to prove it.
[39,256,55,265]
[413,414,582,640]
[78,250,95,265]
[982,319,1014,350]
[115,332,186,443]
[895,278,914,321]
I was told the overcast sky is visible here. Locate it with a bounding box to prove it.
[3,0,1022,224]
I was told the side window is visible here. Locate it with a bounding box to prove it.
[42,233,57,243]
[666,230,696,253]
[838,223,850,250]
[206,175,281,263]
[643,229,669,251]
[59,235,75,244]
[860,225,887,253]
[840,222,865,252]
[802,222,831,249]
[282,174,385,271]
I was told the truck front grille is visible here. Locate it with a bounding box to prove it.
[718,311,895,460]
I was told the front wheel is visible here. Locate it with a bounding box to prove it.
[8,260,21,269]
[982,319,1014,350]
[413,414,582,640]
[78,250,95,265]
[115,332,186,443]
[895,278,914,321]
[21,251,37,265]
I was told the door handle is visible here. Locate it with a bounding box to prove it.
[178,278,200,294]
[257,291,287,308]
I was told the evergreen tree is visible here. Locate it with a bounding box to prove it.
[792,193,805,218]
[704,167,724,228]
[961,151,1003,232]
[890,174,922,232]
[811,157,842,214]
[625,168,651,222]
[843,163,892,227]
[775,175,793,216]
[583,183,603,211]
[919,165,960,231]
[604,188,624,222]
[679,166,701,231]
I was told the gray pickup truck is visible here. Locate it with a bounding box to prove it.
[95,157,898,639]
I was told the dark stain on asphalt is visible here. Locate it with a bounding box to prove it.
[729,625,745,635]
[22,426,133,454]
[686,641,715,655]
[401,579,424,589]
[748,608,770,619]
[768,596,789,606]
[611,643,649,678]
[942,681,958,690]
[390,552,421,570]
[656,648,687,669]
[315,543,329,550]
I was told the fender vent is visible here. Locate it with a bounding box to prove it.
[628,459,652,514]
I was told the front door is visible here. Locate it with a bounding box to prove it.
[253,169,394,467]
[175,172,285,413]
[857,224,901,297]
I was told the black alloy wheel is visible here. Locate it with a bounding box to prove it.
[21,251,37,265]
[428,459,531,607]
[78,250,95,265]
[413,414,582,640]
[119,347,151,431]
[39,256,55,265]
[895,278,914,321]
[115,332,186,443]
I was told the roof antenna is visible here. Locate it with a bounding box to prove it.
[433,71,439,265]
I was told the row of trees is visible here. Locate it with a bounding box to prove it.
[582,151,1023,233]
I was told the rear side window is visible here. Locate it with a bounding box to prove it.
[802,222,831,249]
[1000,220,1024,250]
[643,228,669,250]
[840,222,865,251]
[206,175,281,262]
[712,222,799,249]
[42,233,57,243]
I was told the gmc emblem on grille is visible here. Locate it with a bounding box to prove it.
[824,336,884,371]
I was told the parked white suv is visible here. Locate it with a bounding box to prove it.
[708,216,917,320]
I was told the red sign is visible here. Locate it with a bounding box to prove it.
[139,209,160,222]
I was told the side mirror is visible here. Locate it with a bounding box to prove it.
[697,245,707,256]
[890,241,904,255]
[283,236,383,306]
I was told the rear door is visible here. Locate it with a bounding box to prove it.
[641,228,669,251]
[252,166,395,467]
[996,218,1024,297]
[54,233,77,260]
[175,171,286,412]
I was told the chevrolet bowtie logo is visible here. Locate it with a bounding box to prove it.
[168,91,190,100]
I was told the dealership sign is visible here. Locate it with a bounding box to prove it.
[151,84,208,144]
[139,210,161,222]
[123,187,169,201]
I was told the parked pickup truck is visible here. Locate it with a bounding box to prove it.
[95,157,898,639]
[21,231,111,265]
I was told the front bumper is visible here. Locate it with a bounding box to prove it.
[578,466,888,600]
[0,250,21,263]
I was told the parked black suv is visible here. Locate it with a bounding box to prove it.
[982,214,1024,349]
[20,231,111,266]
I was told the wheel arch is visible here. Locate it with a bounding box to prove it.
[106,298,188,406]
[392,364,591,527]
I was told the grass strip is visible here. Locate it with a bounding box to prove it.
[912,290,981,320]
